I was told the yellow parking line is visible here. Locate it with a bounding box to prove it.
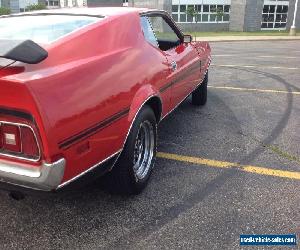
[208,86,300,95]
[157,152,300,180]
[211,64,299,70]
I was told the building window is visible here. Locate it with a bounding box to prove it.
[172,2,230,23]
[46,0,60,7]
[261,0,289,30]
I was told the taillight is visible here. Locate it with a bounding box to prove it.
[0,122,40,161]
[20,127,39,158]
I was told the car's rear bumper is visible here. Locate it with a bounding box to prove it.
[0,158,66,192]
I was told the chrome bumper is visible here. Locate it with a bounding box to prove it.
[0,158,66,191]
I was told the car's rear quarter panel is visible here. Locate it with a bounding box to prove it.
[0,78,52,164]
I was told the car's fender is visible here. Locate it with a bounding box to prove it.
[120,84,162,149]
[128,84,162,125]
[108,84,162,171]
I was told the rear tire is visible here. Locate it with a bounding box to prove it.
[192,72,208,106]
[104,105,157,195]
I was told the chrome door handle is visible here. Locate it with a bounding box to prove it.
[171,61,177,72]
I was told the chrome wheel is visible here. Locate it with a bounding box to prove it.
[133,120,155,180]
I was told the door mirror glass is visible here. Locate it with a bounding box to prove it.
[183,35,192,43]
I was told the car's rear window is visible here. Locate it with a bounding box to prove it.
[0,58,14,68]
[0,15,101,44]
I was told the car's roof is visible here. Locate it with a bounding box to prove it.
[4,7,153,18]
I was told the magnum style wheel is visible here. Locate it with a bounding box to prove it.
[104,105,157,195]
[192,71,208,106]
[133,120,155,181]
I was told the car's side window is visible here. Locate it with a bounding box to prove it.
[140,16,159,48]
[147,16,182,51]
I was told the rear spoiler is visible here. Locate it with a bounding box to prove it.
[0,40,48,64]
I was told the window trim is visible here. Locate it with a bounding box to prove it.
[140,16,160,49]
[140,11,184,44]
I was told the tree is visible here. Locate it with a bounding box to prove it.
[186,6,200,23]
[185,6,200,40]
[216,7,224,25]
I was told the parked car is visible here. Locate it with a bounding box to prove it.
[0,7,211,195]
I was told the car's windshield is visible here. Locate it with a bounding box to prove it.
[0,15,101,44]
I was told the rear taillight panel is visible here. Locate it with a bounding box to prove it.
[0,121,40,162]
[2,124,21,153]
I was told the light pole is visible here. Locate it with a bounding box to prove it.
[290,0,299,35]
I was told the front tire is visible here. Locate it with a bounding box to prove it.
[104,105,157,195]
[192,72,208,106]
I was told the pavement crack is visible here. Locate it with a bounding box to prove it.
[243,133,300,165]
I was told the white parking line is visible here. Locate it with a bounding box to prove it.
[213,54,235,57]
[213,55,298,59]
[259,55,297,59]
[211,64,299,70]
[208,86,300,95]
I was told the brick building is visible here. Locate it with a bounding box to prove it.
[1,0,299,32]
[129,0,300,32]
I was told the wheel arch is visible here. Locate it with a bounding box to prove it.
[127,85,163,125]
[125,93,162,149]
[144,96,162,123]
[110,86,162,170]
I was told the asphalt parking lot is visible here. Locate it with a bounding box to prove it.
[0,40,299,250]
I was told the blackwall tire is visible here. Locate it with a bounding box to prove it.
[192,72,208,106]
[104,105,157,195]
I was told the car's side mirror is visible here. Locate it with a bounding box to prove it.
[183,35,192,43]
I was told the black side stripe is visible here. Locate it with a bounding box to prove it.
[58,107,130,150]
[159,60,201,93]
[159,81,174,93]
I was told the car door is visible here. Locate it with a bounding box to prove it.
[145,13,201,108]
[140,16,173,114]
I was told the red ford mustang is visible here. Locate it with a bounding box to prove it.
[0,7,211,195]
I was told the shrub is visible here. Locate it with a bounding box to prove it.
[25,3,47,11]
[0,7,11,16]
